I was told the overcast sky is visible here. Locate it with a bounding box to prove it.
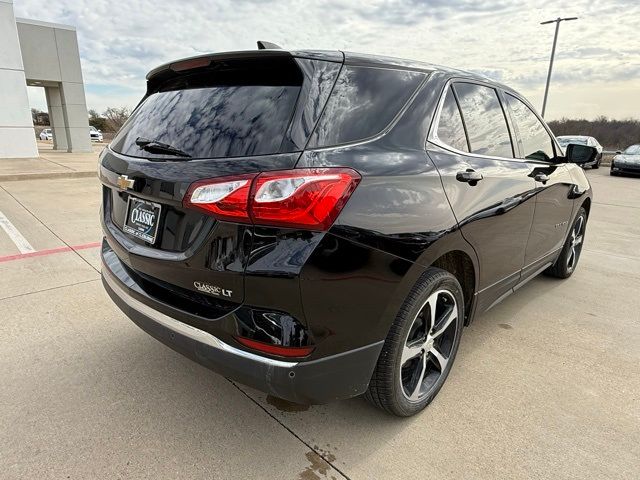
[16,0,640,120]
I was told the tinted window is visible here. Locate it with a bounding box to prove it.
[453,83,513,158]
[111,58,306,160]
[309,66,425,147]
[505,94,555,161]
[436,86,469,152]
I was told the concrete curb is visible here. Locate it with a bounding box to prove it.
[0,171,97,182]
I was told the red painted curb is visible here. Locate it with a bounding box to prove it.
[0,242,101,263]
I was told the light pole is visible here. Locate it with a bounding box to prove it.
[540,16,577,118]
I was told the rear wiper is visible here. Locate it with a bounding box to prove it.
[135,137,191,158]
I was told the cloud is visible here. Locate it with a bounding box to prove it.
[343,0,520,25]
[14,0,640,119]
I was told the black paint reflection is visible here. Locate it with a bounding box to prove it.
[286,58,341,150]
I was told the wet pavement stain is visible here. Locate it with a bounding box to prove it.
[298,450,337,480]
[266,395,310,412]
[498,323,513,330]
[313,444,336,460]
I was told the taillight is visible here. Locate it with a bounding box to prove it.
[184,168,360,231]
[183,174,257,223]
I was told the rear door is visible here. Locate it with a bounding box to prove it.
[427,81,536,311]
[502,92,575,278]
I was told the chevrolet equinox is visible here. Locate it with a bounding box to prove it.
[100,47,595,416]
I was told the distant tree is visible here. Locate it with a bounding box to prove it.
[548,117,640,150]
[31,108,49,126]
[88,109,108,132]
[103,106,132,132]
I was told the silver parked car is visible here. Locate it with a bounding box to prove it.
[557,136,603,169]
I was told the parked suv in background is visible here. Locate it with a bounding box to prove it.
[39,128,52,141]
[90,126,103,142]
[100,48,596,416]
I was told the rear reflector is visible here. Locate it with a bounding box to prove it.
[234,336,315,358]
[183,168,360,231]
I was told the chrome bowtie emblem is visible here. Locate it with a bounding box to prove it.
[117,174,135,190]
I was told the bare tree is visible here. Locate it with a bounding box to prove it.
[548,117,640,150]
[103,106,132,132]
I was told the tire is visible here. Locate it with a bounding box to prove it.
[364,267,464,416]
[545,207,587,279]
[592,160,599,169]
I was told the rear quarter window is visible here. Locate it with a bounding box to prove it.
[308,66,425,148]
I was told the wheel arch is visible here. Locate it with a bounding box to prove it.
[430,250,476,325]
[581,197,591,217]
[394,230,479,327]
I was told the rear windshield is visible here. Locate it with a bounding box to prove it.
[110,59,303,159]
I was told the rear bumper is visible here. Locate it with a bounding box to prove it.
[102,254,383,404]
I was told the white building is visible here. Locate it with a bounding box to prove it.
[0,0,91,158]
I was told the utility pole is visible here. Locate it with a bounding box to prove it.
[540,16,578,118]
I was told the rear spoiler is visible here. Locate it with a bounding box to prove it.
[145,49,342,86]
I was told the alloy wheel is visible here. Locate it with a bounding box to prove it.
[566,215,585,272]
[400,289,458,401]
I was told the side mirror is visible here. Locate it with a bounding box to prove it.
[616,150,622,154]
[566,144,597,164]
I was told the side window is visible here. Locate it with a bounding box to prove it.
[504,93,555,162]
[308,66,425,148]
[453,82,513,158]
[436,86,469,152]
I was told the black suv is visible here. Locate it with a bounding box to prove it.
[100,48,595,416]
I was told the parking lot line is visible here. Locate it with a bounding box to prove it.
[0,241,100,263]
[0,210,35,254]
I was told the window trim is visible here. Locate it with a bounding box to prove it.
[452,81,516,159]
[435,85,470,153]
[428,77,563,164]
[501,90,561,164]
[429,77,517,161]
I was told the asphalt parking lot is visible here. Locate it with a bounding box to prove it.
[0,167,638,480]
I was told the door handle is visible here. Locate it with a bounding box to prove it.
[456,169,483,185]
[534,173,549,184]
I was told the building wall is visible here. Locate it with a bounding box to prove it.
[17,18,92,153]
[0,0,38,158]
[0,0,91,158]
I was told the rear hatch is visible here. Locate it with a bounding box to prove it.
[99,51,343,310]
